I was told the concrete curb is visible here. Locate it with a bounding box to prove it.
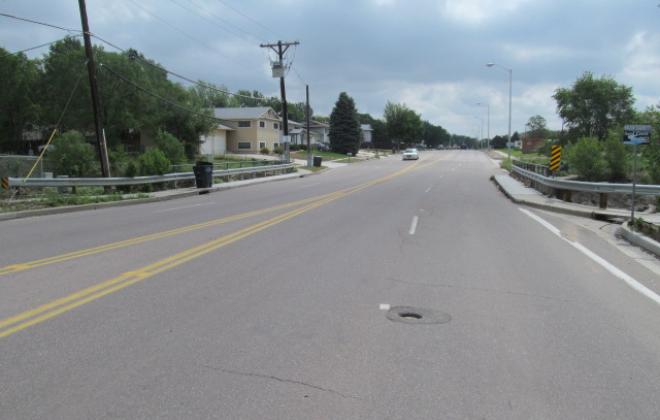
[618,223,660,257]
[0,171,309,222]
[490,175,617,220]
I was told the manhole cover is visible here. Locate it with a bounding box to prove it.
[386,306,451,325]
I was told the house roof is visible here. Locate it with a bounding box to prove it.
[309,121,329,128]
[213,107,276,120]
[215,123,234,131]
[360,124,373,132]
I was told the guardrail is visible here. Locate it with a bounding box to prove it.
[3,163,295,189]
[511,163,660,209]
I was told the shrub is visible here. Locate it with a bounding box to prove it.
[260,147,270,155]
[603,133,627,181]
[299,144,307,151]
[138,148,171,175]
[566,137,606,181]
[154,130,185,164]
[47,130,100,177]
[289,144,300,151]
[273,146,284,154]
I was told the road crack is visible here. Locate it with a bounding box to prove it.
[203,366,361,400]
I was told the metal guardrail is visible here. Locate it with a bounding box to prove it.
[512,164,660,195]
[4,163,295,188]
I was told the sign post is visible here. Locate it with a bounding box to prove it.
[623,124,651,229]
[550,145,562,176]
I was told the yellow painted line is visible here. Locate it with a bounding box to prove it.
[0,190,347,277]
[0,195,342,339]
[0,160,426,339]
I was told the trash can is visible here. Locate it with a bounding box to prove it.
[313,156,323,167]
[193,161,213,188]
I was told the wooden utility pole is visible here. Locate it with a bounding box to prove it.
[78,0,110,177]
[306,84,311,167]
[260,40,299,162]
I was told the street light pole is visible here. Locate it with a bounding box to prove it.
[486,62,513,160]
[476,102,490,149]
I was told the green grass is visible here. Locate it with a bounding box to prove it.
[0,191,151,213]
[496,149,549,165]
[291,150,350,161]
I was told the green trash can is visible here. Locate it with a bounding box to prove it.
[313,156,322,167]
[193,161,213,188]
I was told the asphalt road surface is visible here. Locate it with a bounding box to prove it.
[1,151,659,419]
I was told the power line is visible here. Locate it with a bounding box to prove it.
[91,34,273,104]
[214,0,280,38]
[123,0,264,77]
[11,35,82,54]
[99,63,220,123]
[179,0,265,43]
[0,12,82,33]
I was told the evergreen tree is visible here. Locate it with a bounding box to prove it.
[329,92,360,154]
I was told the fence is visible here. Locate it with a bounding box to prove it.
[511,160,660,209]
[0,155,44,178]
[3,163,295,190]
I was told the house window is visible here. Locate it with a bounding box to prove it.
[274,143,279,148]
[259,142,266,149]
[273,122,279,129]
[259,121,265,128]
[238,142,251,149]
[238,121,251,128]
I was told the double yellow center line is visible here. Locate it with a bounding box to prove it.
[0,160,432,339]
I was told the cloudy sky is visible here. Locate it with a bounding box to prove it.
[1,0,659,137]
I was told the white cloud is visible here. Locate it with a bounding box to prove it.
[501,44,577,63]
[443,0,531,24]
[619,31,660,102]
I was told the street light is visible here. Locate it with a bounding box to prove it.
[486,62,512,160]
[472,115,484,148]
[475,102,490,149]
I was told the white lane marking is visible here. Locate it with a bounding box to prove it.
[409,216,419,235]
[154,202,214,213]
[519,208,660,306]
[298,182,321,189]
[425,186,433,193]
[379,303,391,311]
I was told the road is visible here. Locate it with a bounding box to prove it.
[1,150,659,419]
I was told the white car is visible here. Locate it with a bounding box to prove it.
[402,148,419,160]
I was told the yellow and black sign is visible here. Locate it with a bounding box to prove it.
[1,176,8,191]
[550,145,562,172]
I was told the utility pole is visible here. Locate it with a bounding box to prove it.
[305,84,311,168]
[260,40,299,162]
[78,0,110,177]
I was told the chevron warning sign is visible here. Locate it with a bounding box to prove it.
[1,176,8,191]
[550,145,561,172]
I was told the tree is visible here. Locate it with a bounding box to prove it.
[553,72,634,141]
[422,121,450,148]
[384,102,422,149]
[0,49,41,153]
[371,119,389,149]
[525,115,548,138]
[490,135,507,149]
[329,92,360,154]
[47,130,99,177]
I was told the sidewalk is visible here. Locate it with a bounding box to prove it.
[493,173,660,224]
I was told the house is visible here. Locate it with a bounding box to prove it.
[281,120,331,148]
[210,107,282,153]
[308,121,329,146]
[360,124,373,146]
[282,120,306,145]
[522,136,545,153]
[199,123,234,156]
